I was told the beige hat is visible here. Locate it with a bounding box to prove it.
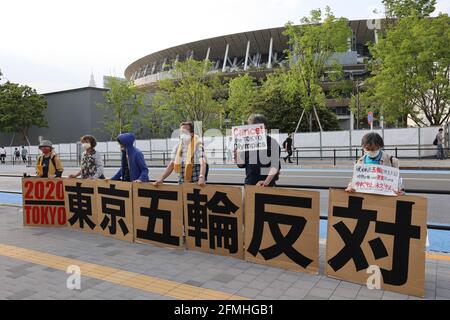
[38,140,53,149]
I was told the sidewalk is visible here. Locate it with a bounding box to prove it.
[0,205,449,300]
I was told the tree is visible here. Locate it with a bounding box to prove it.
[150,58,225,133]
[382,0,436,18]
[283,6,352,132]
[0,82,48,145]
[257,70,340,132]
[362,13,450,127]
[97,77,144,140]
[225,74,261,126]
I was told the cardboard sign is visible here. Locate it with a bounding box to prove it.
[182,183,244,259]
[352,164,400,196]
[133,183,183,249]
[244,185,320,274]
[326,189,427,297]
[22,178,67,227]
[232,124,267,152]
[64,179,99,233]
[95,180,134,242]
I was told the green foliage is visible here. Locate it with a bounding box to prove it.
[257,70,340,132]
[282,7,352,131]
[0,81,48,144]
[360,12,450,126]
[149,58,225,132]
[225,74,261,126]
[382,0,436,18]
[97,77,144,140]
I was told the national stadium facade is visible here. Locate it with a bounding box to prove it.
[124,19,382,130]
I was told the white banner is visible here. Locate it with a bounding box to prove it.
[352,164,400,196]
[231,124,267,152]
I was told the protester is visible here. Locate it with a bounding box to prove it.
[35,140,64,178]
[435,128,445,160]
[21,146,28,164]
[234,114,281,187]
[345,132,404,195]
[69,135,105,179]
[111,132,149,182]
[154,121,207,186]
[0,146,6,164]
[282,133,293,163]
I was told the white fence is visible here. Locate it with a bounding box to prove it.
[2,126,448,164]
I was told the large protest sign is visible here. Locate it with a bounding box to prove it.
[95,180,134,242]
[22,178,67,227]
[183,184,244,259]
[232,124,267,152]
[133,183,183,249]
[244,186,320,274]
[326,189,427,297]
[63,179,99,233]
[352,164,400,196]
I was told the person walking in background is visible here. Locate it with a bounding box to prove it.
[435,128,445,160]
[0,146,6,164]
[14,148,20,163]
[35,140,64,178]
[69,135,105,179]
[21,146,28,164]
[283,133,293,163]
[111,132,149,182]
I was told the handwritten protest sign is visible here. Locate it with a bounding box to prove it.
[352,164,400,196]
[232,124,267,152]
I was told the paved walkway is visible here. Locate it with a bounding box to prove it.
[0,205,449,300]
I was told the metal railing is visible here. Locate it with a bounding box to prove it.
[0,146,448,167]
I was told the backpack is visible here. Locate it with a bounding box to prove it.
[433,136,438,145]
[15,150,20,157]
[38,154,57,170]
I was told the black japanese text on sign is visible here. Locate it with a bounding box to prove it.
[64,179,99,232]
[326,188,427,298]
[183,184,244,259]
[133,183,183,248]
[22,178,66,227]
[95,180,134,242]
[244,185,320,274]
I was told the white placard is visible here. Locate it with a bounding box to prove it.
[231,124,267,152]
[352,164,400,196]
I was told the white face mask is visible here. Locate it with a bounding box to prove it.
[180,132,191,142]
[82,143,91,150]
[365,149,381,158]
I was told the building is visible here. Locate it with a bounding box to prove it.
[124,20,379,130]
[0,86,110,146]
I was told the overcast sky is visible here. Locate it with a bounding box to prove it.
[1,0,449,93]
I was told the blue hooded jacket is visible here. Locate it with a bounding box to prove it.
[111,133,149,182]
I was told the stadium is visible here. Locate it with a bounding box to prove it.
[124,19,381,130]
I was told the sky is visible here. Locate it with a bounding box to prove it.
[1,0,449,93]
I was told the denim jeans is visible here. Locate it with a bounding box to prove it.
[437,144,445,160]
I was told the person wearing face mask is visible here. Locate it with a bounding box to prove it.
[35,140,64,178]
[69,135,105,179]
[345,132,405,195]
[154,121,208,186]
[111,132,149,182]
